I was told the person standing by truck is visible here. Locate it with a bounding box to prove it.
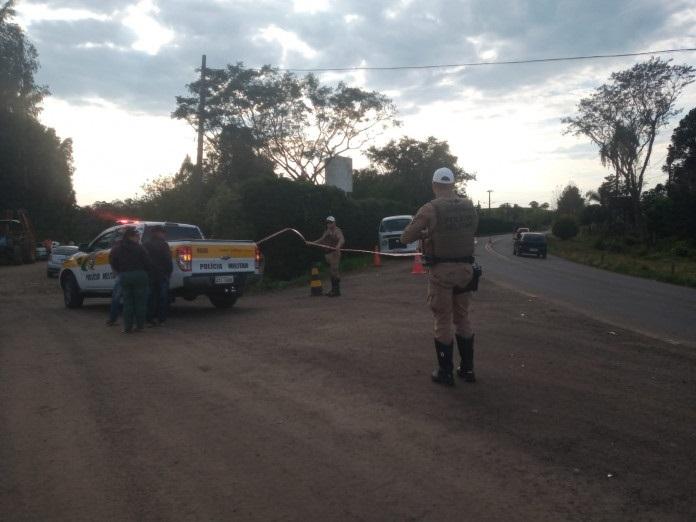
[315,216,345,297]
[109,227,151,333]
[144,225,173,325]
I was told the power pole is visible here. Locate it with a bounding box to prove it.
[196,54,207,182]
[487,189,493,210]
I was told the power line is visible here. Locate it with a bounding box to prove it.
[283,47,696,73]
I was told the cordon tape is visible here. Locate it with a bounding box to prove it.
[256,228,421,257]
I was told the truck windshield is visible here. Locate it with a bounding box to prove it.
[142,225,203,242]
[381,218,412,232]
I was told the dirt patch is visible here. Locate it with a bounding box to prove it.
[1,261,694,521]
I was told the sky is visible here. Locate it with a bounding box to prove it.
[14,0,696,208]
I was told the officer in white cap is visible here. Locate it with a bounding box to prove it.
[315,216,345,297]
[401,167,479,386]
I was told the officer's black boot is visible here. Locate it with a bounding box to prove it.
[456,334,476,382]
[432,339,455,386]
[327,277,341,297]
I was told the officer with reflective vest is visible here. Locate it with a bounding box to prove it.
[401,167,479,386]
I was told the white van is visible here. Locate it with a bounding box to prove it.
[378,215,419,253]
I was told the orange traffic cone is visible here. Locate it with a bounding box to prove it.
[373,245,382,267]
[411,253,426,274]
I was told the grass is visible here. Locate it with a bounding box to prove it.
[547,234,696,288]
[246,253,376,294]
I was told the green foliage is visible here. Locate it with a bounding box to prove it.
[0,1,47,115]
[174,63,398,183]
[238,177,403,280]
[556,184,584,217]
[563,58,695,229]
[353,136,474,211]
[0,3,75,239]
[552,216,579,240]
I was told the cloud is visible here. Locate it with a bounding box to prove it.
[18,0,696,205]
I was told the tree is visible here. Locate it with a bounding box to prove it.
[0,0,47,115]
[662,107,696,237]
[664,107,696,193]
[0,3,74,237]
[529,201,539,209]
[174,63,398,184]
[556,184,585,216]
[563,58,695,229]
[540,202,550,210]
[353,136,474,210]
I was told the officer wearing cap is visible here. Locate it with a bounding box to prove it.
[315,216,345,297]
[401,167,479,386]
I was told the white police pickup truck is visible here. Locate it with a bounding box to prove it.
[60,221,262,309]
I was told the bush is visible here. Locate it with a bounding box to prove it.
[552,216,579,240]
[239,177,403,280]
[593,238,606,250]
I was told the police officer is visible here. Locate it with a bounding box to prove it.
[401,167,479,386]
[315,216,345,297]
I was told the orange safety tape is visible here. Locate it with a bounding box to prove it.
[255,228,420,257]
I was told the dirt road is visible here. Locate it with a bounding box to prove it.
[1,261,695,521]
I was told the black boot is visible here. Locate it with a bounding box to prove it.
[456,334,476,382]
[327,277,341,297]
[432,339,455,386]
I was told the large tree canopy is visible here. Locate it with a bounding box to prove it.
[174,63,398,184]
[0,1,75,237]
[563,58,695,229]
[664,107,696,193]
[353,136,474,211]
[0,0,46,115]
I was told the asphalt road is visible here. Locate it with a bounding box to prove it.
[476,235,696,347]
[1,262,695,521]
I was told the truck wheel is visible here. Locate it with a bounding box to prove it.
[62,273,84,308]
[209,294,237,309]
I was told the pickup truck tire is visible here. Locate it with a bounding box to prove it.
[209,294,237,309]
[62,273,84,308]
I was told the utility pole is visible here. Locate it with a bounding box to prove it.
[487,189,493,211]
[196,54,207,182]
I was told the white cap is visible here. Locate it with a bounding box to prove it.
[326,216,336,223]
[432,167,455,184]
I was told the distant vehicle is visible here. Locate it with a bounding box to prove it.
[59,221,263,309]
[35,243,49,260]
[378,215,419,253]
[0,210,36,265]
[47,245,78,277]
[513,227,530,240]
[514,232,548,258]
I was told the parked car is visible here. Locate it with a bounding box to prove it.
[47,245,79,277]
[35,243,49,260]
[378,215,419,253]
[513,227,530,240]
[513,232,548,258]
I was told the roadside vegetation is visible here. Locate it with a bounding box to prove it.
[540,58,696,288]
[547,234,696,287]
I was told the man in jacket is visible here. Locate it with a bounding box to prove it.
[109,227,151,333]
[144,225,173,325]
[401,167,479,386]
